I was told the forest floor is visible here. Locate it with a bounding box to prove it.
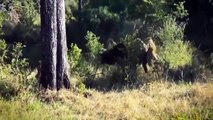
[0,80,212,120]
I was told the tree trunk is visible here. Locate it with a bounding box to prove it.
[40,0,57,89]
[39,0,70,90]
[56,0,70,90]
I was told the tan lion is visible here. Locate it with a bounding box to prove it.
[139,37,159,73]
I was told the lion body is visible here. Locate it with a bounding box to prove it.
[139,37,159,73]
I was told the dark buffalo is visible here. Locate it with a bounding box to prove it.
[100,43,128,66]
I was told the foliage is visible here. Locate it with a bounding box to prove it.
[81,31,104,79]
[67,43,95,85]
[84,6,120,32]
[12,0,39,25]
[121,32,143,66]
[156,17,193,69]
[0,40,32,99]
[68,32,104,84]
[136,0,174,23]
[0,0,40,44]
[68,43,82,70]
[11,43,29,74]
[65,0,78,22]
[78,82,86,94]
[0,10,7,35]
[97,6,120,22]
[0,12,3,35]
[172,1,189,18]
[0,39,7,63]
[120,33,143,81]
[87,0,125,20]
[85,31,104,58]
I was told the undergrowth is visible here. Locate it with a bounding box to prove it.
[0,81,212,120]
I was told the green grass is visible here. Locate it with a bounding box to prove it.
[0,81,212,120]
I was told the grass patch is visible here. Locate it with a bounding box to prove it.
[0,81,212,120]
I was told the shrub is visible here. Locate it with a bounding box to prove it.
[68,32,104,85]
[121,33,143,81]
[84,31,104,79]
[68,43,90,82]
[11,43,29,74]
[0,39,7,63]
[68,43,82,70]
[0,10,8,36]
[172,1,189,19]
[13,0,39,25]
[0,40,32,99]
[121,33,143,67]
[156,17,193,69]
[85,31,104,58]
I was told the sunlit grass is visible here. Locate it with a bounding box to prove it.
[0,81,212,120]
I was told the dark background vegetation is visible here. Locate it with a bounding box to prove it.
[0,0,212,88]
[1,0,213,54]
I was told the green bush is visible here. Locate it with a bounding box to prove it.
[156,17,193,69]
[65,0,78,22]
[1,0,40,44]
[68,32,104,85]
[0,39,7,63]
[85,31,104,58]
[68,43,82,70]
[172,1,189,19]
[0,40,32,99]
[121,33,143,67]
[84,31,104,76]
[11,43,29,74]
[13,0,39,25]
[0,11,7,35]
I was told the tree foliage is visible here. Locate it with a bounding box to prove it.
[156,17,193,69]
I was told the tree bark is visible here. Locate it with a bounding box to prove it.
[56,0,70,90]
[39,0,70,90]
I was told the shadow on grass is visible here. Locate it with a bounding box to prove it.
[82,64,212,92]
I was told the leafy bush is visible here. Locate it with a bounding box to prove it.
[84,31,104,76]
[68,43,82,70]
[0,40,32,99]
[0,39,7,63]
[13,0,39,25]
[68,32,104,86]
[85,31,104,58]
[121,33,143,81]
[1,0,40,44]
[121,33,143,67]
[137,0,172,23]
[65,0,78,22]
[11,43,29,74]
[156,17,193,69]
[0,12,3,35]
[0,10,7,35]
[172,1,189,19]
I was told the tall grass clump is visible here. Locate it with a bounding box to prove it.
[156,17,193,69]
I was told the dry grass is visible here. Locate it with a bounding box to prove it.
[0,81,213,120]
[41,81,213,120]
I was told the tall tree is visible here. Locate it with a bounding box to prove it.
[56,0,70,90]
[40,0,70,90]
